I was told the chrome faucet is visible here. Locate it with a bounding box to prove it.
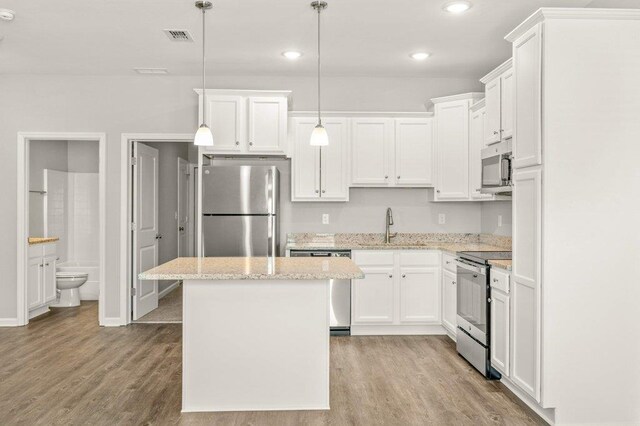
[385,208,397,244]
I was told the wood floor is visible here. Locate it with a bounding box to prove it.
[0,302,546,426]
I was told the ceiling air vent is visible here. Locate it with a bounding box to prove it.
[163,29,194,42]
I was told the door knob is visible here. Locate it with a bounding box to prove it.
[235,141,240,145]
[155,234,163,240]
[249,142,254,146]
[179,227,185,232]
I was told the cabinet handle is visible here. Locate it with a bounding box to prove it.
[436,190,441,193]
[315,190,319,194]
[493,131,499,135]
[39,264,44,268]
[397,176,401,179]
[493,278,499,282]
[235,141,240,146]
[388,274,393,278]
[402,274,406,278]
[322,190,326,193]
[487,297,492,303]
[446,260,450,264]
[45,263,49,266]
[249,142,254,146]
[452,280,456,285]
[385,175,388,179]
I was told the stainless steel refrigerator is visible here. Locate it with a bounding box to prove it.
[201,165,279,257]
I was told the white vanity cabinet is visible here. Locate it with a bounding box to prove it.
[490,267,511,377]
[351,250,441,335]
[197,90,290,156]
[480,59,514,145]
[27,242,58,319]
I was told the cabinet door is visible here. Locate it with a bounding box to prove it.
[490,289,510,376]
[43,255,58,303]
[469,108,493,200]
[434,100,470,200]
[247,97,287,154]
[484,77,502,145]
[350,118,392,186]
[320,119,349,201]
[205,95,244,153]
[394,118,433,187]
[512,23,542,169]
[352,266,395,324]
[399,267,440,324]
[442,269,457,334]
[27,257,43,310]
[511,167,541,401]
[291,119,320,201]
[500,69,514,140]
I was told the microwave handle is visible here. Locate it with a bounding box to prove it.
[501,156,512,183]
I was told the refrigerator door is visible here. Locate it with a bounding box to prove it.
[201,166,278,215]
[202,215,277,257]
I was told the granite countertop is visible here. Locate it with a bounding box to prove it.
[28,237,60,245]
[139,257,364,281]
[489,259,512,271]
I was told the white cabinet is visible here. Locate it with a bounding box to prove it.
[350,118,393,186]
[398,252,440,324]
[432,93,483,201]
[490,268,511,377]
[480,59,514,145]
[394,118,434,186]
[198,90,290,156]
[469,102,493,200]
[442,269,457,336]
[27,243,58,318]
[352,252,395,324]
[291,117,349,202]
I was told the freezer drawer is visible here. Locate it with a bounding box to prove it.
[202,215,277,257]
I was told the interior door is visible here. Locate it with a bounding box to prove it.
[177,158,190,257]
[133,143,159,320]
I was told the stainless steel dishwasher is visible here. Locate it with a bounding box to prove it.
[289,250,351,335]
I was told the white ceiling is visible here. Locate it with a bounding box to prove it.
[0,0,633,78]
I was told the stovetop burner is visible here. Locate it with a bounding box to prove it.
[457,250,512,265]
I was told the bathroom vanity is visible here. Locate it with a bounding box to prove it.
[27,238,59,319]
[139,256,363,412]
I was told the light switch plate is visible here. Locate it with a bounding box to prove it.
[322,214,329,225]
[438,213,446,225]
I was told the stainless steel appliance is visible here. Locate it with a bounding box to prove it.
[201,165,279,257]
[456,250,512,379]
[480,139,512,194]
[289,250,351,335]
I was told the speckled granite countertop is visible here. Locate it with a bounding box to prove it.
[28,237,59,245]
[489,259,512,271]
[286,233,511,256]
[139,257,364,281]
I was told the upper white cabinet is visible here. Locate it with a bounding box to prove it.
[291,117,349,202]
[480,59,514,145]
[197,90,290,156]
[350,118,393,186]
[432,93,484,201]
[469,101,494,200]
[394,118,434,186]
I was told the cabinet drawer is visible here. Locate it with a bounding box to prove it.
[352,250,394,266]
[490,268,510,293]
[43,243,57,257]
[399,251,440,267]
[442,253,457,273]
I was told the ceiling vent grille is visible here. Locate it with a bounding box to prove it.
[163,29,194,42]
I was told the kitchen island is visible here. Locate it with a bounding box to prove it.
[139,256,363,413]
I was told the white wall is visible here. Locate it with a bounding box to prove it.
[480,201,512,236]
[68,140,99,173]
[0,73,482,322]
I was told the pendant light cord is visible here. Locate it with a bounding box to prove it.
[317,4,321,126]
[202,6,206,124]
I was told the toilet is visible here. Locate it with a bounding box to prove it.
[50,272,89,307]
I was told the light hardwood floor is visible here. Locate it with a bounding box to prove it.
[0,302,546,425]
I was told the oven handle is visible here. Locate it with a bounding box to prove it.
[454,259,487,275]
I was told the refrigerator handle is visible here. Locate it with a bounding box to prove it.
[267,168,274,215]
[267,214,275,258]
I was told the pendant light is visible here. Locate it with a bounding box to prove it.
[194,1,214,146]
[310,1,329,146]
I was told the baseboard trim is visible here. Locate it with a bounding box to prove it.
[80,292,100,301]
[0,318,20,327]
[500,375,555,425]
[28,305,50,320]
[350,324,447,336]
[159,281,181,299]
[101,317,126,327]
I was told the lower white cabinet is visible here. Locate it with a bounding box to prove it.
[442,269,457,336]
[490,268,511,377]
[27,243,58,318]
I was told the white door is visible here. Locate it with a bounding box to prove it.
[350,118,392,186]
[398,267,440,324]
[291,118,320,201]
[484,77,502,144]
[205,95,244,153]
[319,119,349,201]
[247,97,287,154]
[177,158,190,257]
[434,100,470,200]
[442,269,457,334]
[512,23,542,169]
[133,143,159,320]
[43,255,57,303]
[500,69,514,140]
[469,108,493,200]
[511,166,541,401]
[490,288,510,376]
[352,266,395,324]
[394,118,433,186]
[27,256,43,310]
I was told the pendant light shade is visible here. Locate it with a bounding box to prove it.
[310,1,328,146]
[310,124,329,146]
[194,1,214,146]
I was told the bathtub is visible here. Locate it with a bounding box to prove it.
[57,261,100,300]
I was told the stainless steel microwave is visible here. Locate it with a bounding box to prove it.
[480,140,512,194]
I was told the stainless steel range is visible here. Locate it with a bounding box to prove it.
[455,250,511,379]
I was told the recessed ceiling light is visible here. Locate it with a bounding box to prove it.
[282,51,303,60]
[443,1,472,14]
[0,9,15,21]
[134,68,169,75]
[410,52,431,61]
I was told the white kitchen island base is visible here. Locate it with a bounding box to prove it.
[182,279,330,413]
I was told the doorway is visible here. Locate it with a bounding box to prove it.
[16,133,106,326]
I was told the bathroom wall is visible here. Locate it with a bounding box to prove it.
[68,140,99,173]
[45,170,69,261]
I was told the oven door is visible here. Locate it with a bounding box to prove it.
[456,258,488,345]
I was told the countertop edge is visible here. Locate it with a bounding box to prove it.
[139,272,365,281]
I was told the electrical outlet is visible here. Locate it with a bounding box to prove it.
[498,215,503,227]
[438,213,446,225]
[322,214,329,225]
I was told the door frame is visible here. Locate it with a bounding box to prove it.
[120,134,197,325]
[16,132,107,326]
[177,157,192,257]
